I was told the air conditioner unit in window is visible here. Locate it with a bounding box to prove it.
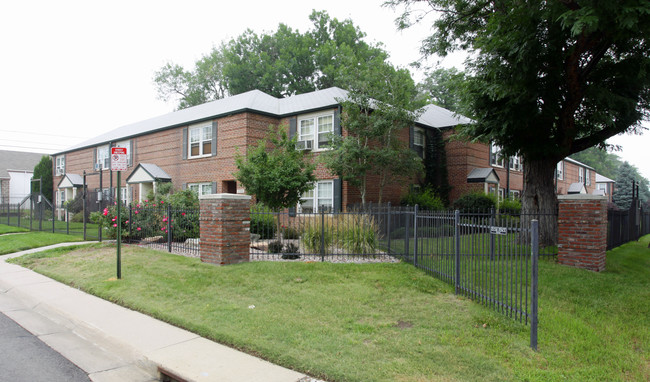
[295,140,313,151]
[94,163,101,171]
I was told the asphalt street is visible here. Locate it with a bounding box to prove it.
[0,311,90,382]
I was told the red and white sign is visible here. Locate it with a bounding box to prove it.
[111,147,128,171]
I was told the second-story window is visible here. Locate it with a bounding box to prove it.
[97,145,110,170]
[585,169,591,186]
[556,161,564,180]
[579,167,584,183]
[298,113,333,150]
[189,123,212,158]
[490,143,504,167]
[55,156,65,176]
[509,155,522,171]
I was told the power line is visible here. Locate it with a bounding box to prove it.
[0,144,57,153]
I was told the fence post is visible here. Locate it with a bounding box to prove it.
[404,210,410,260]
[490,208,495,261]
[413,204,419,266]
[320,209,325,262]
[66,207,69,235]
[52,204,55,233]
[128,206,132,241]
[454,209,460,295]
[167,204,172,253]
[530,219,539,351]
[30,197,33,231]
[386,202,392,254]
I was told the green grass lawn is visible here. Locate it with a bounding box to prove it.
[0,230,85,255]
[7,235,650,381]
[0,224,29,234]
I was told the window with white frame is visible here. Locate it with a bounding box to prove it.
[97,145,110,170]
[490,143,505,167]
[413,127,425,147]
[556,161,564,180]
[509,190,521,199]
[299,180,333,213]
[115,140,131,166]
[114,187,128,203]
[59,190,66,208]
[298,113,334,150]
[188,182,213,196]
[55,156,65,176]
[579,167,584,183]
[188,123,212,158]
[597,183,606,191]
[509,155,522,171]
[585,169,591,186]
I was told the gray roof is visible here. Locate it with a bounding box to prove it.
[58,87,471,154]
[467,168,500,183]
[568,182,587,194]
[128,163,171,182]
[564,157,595,171]
[596,173,615,183]
[59,173,84,187]
[0,150,47,178]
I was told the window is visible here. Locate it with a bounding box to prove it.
[597,183,606,191]
[97,145,110,170]
[556,161,564,180]
[188,182,213,196]
[59,190,66,208]
[298,113,334,150]
[498,188,505,200]
[490,143,505,167]
[114,187,128,203]
[413,127,425,147]
[509,190,521,199]
[585,169,591,186]
[509,155,522,171]
[115,140,131,166]
[55,156,65,176]
[188,123,212,158]
[299,180,333,213]
[579,167,584,183]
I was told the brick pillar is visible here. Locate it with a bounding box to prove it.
[199,194,251,265]
[557,194,608,272]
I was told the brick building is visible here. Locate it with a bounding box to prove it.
[52,87,471,211]
[0,150,46,205]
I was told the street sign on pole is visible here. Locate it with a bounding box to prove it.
[111,147,127,172]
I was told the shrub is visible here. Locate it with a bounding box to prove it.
[250,204,276,240]
[268,240,284,253]
[300,214,378,254]
[498,198,521,214]
[70,212,84,223]
[301,219,334,253]
[281,225,300,239]
[453,192,496,211]
[282,243,301,259]
[401,187,445,210]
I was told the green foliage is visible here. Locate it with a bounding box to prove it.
[452,192,497,211]
[300,214,378,254]
[267,240,284,254]
[321,71,423,205]
[400,187,445,211]
[613,162,638,210]
[235,125,316,211]
[417,67,467,113]
[32,156,53,203]
[497,198,522,214]
[154,11,400,108]
[281,225,300,240]
[390,0,650,223]
[423,128,450,204]
[250,204,276,240]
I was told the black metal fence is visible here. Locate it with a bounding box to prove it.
[607,200,650,250]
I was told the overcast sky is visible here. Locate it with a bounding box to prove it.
[1,0,648,179]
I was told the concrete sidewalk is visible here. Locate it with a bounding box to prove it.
[0,243,314,382]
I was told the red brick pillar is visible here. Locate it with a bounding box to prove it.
[199,194,251,265]
[557,195,608,272]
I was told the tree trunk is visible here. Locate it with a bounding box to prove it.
[521,158,558,246]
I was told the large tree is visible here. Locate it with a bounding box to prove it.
[154,10,393,109]
[32,156,53,203]
[389,0,650,243]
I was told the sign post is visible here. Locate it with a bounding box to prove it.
[111,147,127,279]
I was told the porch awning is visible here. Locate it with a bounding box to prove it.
[57,174,84,188]
[467,168,500,184]
[126,163,172,184]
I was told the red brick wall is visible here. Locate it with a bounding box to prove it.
[557,195,607,272]
[556,161,596,195]
[199,194,252,265]
[443,129,524,203]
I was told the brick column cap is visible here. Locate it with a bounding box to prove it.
[558,194,607,201]
[199,193,252,201]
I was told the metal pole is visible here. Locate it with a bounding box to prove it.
[320,208,325,262]
[413,204,419,266]
[530,219,539,351]
[116,171,122,279]
[386,202,392,254]
[490,208,495,261]
[83,171,87,241]
[99,170,103,242]
[167,204,172,252]
[455,210,461,295]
